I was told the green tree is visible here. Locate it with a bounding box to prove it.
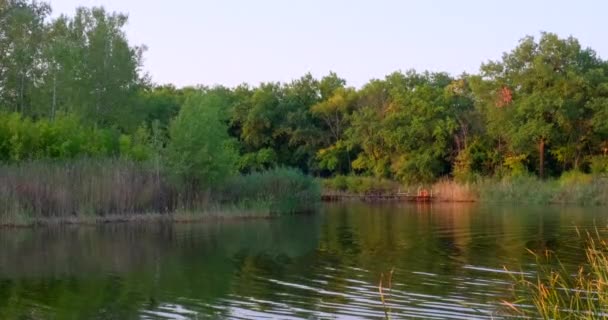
[472,33,608,177]
[311,86,357,173]
[0,0,50,114]
[167,93,238,188]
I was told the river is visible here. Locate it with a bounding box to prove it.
[0,203,605,319]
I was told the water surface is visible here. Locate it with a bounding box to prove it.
[0,203,605,319]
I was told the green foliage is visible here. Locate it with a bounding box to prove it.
[119,125,153,161]
[477,176,557,204]
[237,148,277,172]
[3,1,608,202]
[0,2,145,129]
[0,112,158,162]
[589,156,608,175]
[322,175,400,195]
[471,33,608,176]
[167,93,238,187]
[503,154,529,177]
[220,167,320,214]
[343,71,476,183]
[478,175,608,205]
[559,170,592,186]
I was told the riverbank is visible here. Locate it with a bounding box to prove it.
[0,209,282,228]
[0,160,320,226]
[321,174,608,205]
[3,160,608,227]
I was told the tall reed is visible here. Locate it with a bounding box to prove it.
[506,229,608,319]
[0,161,321,224]
[478,174,608,205]
[219,167,321,214]
[0,159,175,221]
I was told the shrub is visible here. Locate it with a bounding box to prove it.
[322,175,400,195]
[220,167,320,214]
[589,155,608,175]
[0,112,154,162]
[559,170,592,187]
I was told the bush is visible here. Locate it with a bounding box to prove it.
[590,155,608,175]
[322,175,400,195]
[0,112,155,162]
[220,167,320,214]
[559,170,592,187]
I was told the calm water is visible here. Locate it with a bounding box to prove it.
[0,203,606,319]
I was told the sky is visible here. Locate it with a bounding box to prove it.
[49,0,606,88]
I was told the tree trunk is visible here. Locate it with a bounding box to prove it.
[539,138,545,179]
[52,71,57,120]
[19,71,25,113]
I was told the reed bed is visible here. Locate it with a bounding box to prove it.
[0,159,175,222]
[505,229,608,319]
[478,174,608,205]
[0,160,321,225]
[220,167,321,214]
[322,173,608,205]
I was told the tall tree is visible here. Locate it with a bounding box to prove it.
[0,0,50,114]
[472,33,608,177]
[67,7,146,128]
[167,92,237,188]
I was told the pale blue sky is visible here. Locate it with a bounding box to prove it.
[49,0,606,88]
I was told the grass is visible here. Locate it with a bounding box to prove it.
[431,179,477,202]
[322,175,401,196]
[0,159,174,221]
[478,173,608,205]
[505,228,608,319]
[322,172,608,205]
[378,268,395,319]
[219,167,321,214]
[0,159,321,226]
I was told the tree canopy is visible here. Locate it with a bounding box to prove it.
[1,1,608,182]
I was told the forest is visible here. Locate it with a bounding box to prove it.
[2,0,608,220]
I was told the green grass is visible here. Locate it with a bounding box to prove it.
[322,171,608,205]
[477,173,608,205]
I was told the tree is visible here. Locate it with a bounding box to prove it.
[311,86,357,173]
[472,33,608,177]
[167,93,237,189]
[0,0,50,114]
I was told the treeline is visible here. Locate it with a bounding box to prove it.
[2,0,608,187]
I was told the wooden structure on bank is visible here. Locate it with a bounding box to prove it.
[321,188,436,202]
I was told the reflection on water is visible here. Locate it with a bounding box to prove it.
[0,203,606,319]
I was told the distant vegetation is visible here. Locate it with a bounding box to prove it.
[0,160,318,225]
[1,0,608,222]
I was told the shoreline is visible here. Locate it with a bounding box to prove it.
[0,211,280,228]
[3,195,607,228]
